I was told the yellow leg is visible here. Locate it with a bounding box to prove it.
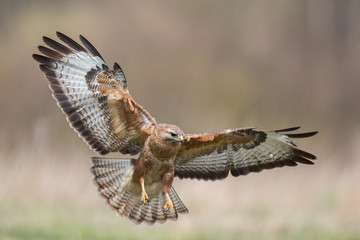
[163,193,173,212]
[140,177,149,204]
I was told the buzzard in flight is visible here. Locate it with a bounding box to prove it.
[33,32,317,224]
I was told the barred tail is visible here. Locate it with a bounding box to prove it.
[90,157,188,224]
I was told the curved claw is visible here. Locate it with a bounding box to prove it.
[141,192,149,204]
[164,201,173,212]
[140,176,149,204]
[163,193,173,212]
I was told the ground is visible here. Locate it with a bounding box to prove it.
[0,148,359,240]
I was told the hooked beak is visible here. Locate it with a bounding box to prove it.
[173,135,184,143]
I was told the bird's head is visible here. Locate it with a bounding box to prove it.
[154,124,184,144]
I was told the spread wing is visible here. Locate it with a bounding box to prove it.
[174,127,317,180]
[33,32,156,155]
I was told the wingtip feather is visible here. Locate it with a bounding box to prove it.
[79,34,104,60]
[275,126,301,132]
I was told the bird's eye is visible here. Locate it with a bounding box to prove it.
[170,132,177,137]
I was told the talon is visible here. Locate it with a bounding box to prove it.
[164,201,173,212]
[140,177,149,204]
[141,191,149,204]
[164,193,173,212]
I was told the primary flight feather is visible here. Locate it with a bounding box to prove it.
[33,32,318,224]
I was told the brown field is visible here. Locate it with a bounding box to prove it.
[1,140,359,239]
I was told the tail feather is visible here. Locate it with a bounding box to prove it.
[107,190,133,213]
[99,184,119,199]
[169,187,189,214]
[90,157,188,224]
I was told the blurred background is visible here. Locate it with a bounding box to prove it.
[0,0,359,239]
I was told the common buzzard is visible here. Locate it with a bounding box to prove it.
[33,32,317,224]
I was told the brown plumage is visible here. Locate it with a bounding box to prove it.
[33,32,318,224]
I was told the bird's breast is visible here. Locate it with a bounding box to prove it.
[144,157,173,180]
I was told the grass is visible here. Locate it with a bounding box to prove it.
[0,147,359,240]
[1,184,359,240]
[1,204,359,240]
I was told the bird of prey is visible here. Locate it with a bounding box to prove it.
[33,32,318,225]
